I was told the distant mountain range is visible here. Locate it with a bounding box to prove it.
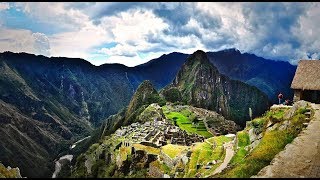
[0,49,296,177]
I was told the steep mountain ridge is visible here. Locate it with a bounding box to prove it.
[207,49,296,102]
[163,50,269,127]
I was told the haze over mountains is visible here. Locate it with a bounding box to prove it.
[0,49,296,177]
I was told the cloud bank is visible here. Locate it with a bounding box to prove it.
[0,2,319,66]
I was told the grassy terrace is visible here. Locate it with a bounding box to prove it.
[161,144,189,159]
[229,131,250,166]
[163,106,212,138]
[185,136,231,177]
[133,144,160,155]
[216,106,311,178]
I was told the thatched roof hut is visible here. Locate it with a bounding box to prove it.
[291,60,320,103]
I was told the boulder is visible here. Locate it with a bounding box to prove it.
[284,100,309,119]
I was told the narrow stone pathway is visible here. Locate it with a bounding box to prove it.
[254,103,320,178]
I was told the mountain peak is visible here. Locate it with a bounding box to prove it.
[124,80,165,125]
[186,50,210,65]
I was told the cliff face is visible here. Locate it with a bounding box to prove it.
[166,50,269,127]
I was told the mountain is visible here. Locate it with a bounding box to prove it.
[206,48,296,102]
[0,49,295,177]
[132,48,297,103]
[101,80,165,138]
[124,80,165,125]
[0,52,136,177]
[126,52,187,90]
[162,50,269,127]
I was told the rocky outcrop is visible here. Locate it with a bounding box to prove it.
[0,163,23,178]
[138,103,166,123]
[166,50,269,127]
[124,80,165,125]
[255,103,320,178]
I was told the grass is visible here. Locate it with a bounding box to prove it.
[164,111,212,138]
[133,144,160,155]
[161,163,171,174]
[237,131,250,147]
[217,107,309,178]
[229,131,250,165]
[185,135,231,177]
[217,130,294,178]
[119,147,131,161]
[206,136,232,146]
[161,144,188,159]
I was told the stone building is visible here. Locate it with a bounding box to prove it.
[291,60,320,103]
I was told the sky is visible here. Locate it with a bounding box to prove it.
[0,2,319,67]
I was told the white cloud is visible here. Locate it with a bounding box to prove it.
[0,2,9,11]
[14,2,89,31]
[1,2,320,66]
[292,3,320,55]
[32,33,50,56]
[0,28,51,55]
[49,21,111,60]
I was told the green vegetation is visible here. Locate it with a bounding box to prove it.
[163,107,212,138]
[160,86,182,103]
[207,136,232,146]
[125,80,165,125]
[218,130,294,178]
[184,135,231,177]
[265,108,286,124]
[237,131,250,147]
[162,144,188,159]
[119,147,131,161]
[217,106,311,178]
[133,144,160,155]
[138,103,165,123]
[229,131,250,165]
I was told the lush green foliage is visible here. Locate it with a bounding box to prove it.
[164,111,212,138]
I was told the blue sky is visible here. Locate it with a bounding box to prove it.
[0,2,319,66]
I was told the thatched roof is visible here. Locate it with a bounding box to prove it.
[291,60,320,90]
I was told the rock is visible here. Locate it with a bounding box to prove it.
[284,100,309,119]
[278,120,290,131]
[163,174,170,178]
[248,128,258,143]
[266,120,273,128]
[182,155,189,165]
[225,134,236,139]
[249,139,261,151]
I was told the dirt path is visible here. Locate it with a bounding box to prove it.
[254,103,320,178]
[208,141,234,177]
